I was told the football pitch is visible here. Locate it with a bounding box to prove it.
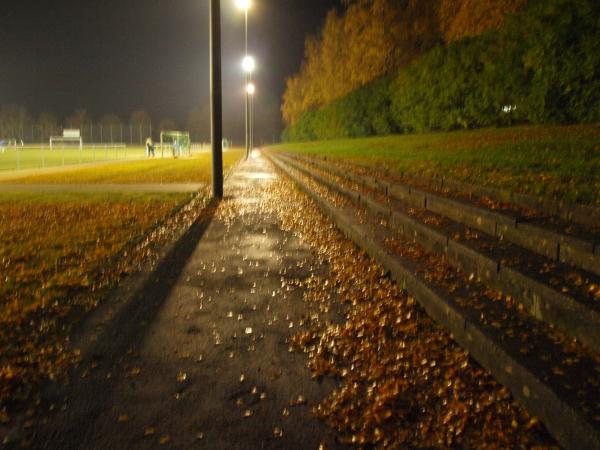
[0,145,149,172]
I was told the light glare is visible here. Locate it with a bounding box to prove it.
[246,83,256,95]
[242,55,256,73]
[235,0,251,11]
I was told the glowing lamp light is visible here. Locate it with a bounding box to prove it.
[246,82,256,95]
[242,55,256,73]
[235,0,251,11]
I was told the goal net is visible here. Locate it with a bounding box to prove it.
[160,130,191,157]
[50,129,83,149]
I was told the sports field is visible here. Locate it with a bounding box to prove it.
[0,148,244,184]
[0,145,151,172]
[270,124,600,205]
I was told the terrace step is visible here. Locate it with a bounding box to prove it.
[267,152,600,450]
[276,153,600,352]
[392,166,600,230]
[283,153,600,278]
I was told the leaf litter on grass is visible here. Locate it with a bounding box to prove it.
[0,191,210,427]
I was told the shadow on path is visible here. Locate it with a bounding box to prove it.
[36,199,220,448]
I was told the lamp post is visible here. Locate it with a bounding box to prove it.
[242,55,255,159]
[211,0,223,198]
[236,0,252,159]
[246,82,255,154]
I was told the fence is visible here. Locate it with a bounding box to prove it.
[0,145,150,172]
[0,123,154,146]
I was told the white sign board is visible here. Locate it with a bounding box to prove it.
[63,129,81,139]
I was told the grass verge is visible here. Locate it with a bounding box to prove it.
[269,125,600,205]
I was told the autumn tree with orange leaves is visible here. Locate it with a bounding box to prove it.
[282,0,440,125]
[282,0,529,126]
[439,0,528,43]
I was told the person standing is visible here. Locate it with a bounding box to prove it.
[145,137,155,158]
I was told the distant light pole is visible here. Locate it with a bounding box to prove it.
[242,55,255,158]
[247,82,255,153]
[211,0,223,198]
[236,0,252,159]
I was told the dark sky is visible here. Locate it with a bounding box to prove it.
[0,0,340,144]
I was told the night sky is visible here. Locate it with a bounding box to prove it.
[0,0,340,144]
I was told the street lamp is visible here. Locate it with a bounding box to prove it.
[246,82,255,154]
[235,0,251,11]
[242,55,255,73]
[242,54,256,159]
[236,0,252,159]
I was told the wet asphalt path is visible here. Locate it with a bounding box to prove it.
[29,152,343,449]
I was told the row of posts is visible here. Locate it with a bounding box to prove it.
[1,124,155,146]
[8,145,133,171]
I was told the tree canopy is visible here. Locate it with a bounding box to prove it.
[282,0,529,126]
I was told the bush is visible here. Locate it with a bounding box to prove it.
[283,77,397,141]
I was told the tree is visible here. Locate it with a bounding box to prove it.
[99,114,122,127]
[0,105,31,140]
[128,110,152,145]
[186,106,210,142]
[129,109,152,127]
[158,119,177,132]
[281,0,442,126]
[65,108,92,129]
[98,114,123,143]
[37,112,59,143]
[439,0,528,43]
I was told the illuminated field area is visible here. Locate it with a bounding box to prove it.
[0,146,149,171]
[0,148,244,184]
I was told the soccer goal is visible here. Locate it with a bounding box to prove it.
[50,129,83,149]
[159,131,191,158]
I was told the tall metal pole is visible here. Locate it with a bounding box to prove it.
[244,8,250,160]
[211,0,223,198]
[250,90,254,152]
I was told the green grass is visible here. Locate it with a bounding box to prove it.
[269,124,600,205]
[0,149,244,184]
[0,146,149,172]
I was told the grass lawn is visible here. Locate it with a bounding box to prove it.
[269,124,600,205]
[0,149,244,184]
[0,190,196,412]
[0,146,148,172]
[0,192,191,313]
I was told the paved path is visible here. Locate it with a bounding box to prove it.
[29,152,343,449]
[0,183,204,193]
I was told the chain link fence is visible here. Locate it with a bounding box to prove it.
[0,123,153,147]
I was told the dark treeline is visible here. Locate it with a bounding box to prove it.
[283,0,600,141]
[0,106,210,144]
